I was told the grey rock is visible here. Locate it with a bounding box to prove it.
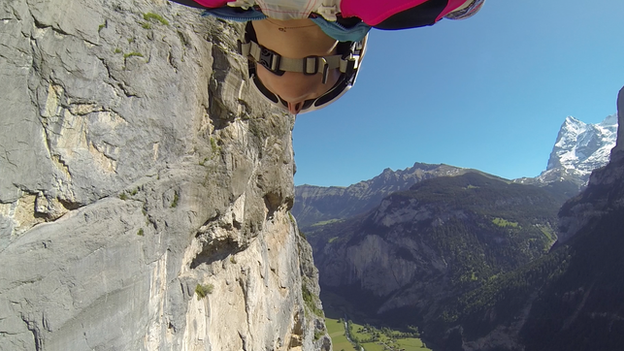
[612,86,624,162]
[0,0,327,349]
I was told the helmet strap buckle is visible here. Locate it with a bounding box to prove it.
[321,61,330,84]
[303,56,330,84]
[258,46,284,75]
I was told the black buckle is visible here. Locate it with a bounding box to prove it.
[343,54,359,85]
[345,58,356,75]
[258,47,283,75]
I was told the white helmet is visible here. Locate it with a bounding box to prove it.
[238,23,367,114]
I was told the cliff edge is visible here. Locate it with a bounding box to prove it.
[0,0,328,350]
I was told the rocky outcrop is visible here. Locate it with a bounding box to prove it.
[0,0,328,350]
[613,87,624,161]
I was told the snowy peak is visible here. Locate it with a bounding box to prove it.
[599,113,618,128]
[544,114,617,180]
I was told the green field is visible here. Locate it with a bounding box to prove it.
[324,317,432,351]
[326,317,353,351]
[312,218,345,227]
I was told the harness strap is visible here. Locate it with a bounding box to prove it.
[239,40,358,83]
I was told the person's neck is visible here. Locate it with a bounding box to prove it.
[252,19,338,58]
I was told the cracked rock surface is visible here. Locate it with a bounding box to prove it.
[0,0,328,350]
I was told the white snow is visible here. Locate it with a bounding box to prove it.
[546,114,618,178]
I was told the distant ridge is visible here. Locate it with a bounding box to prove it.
[294,115,617,230]
[292,163,473,228]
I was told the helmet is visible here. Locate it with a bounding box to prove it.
[444,0,485,20]
[238,22,367,114]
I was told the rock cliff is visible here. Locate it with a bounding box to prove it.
[0,0,328,350]
[613,87,624,160]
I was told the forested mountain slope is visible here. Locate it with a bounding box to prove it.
[309,172,570,333]
[434,149,624,351]
[429,86,624,351]
[293,163,471,228]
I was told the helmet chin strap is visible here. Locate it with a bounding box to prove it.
[241,21,367,114]
[238,38,360,84]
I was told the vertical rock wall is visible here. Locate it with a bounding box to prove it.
[612,86,624,162]
[0,0,329,350]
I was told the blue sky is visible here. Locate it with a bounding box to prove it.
[292,0,624,187]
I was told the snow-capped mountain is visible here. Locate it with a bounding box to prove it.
[537,114,617,185]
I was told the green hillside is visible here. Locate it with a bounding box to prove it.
[428,160,624,350]
[310,172,570,343]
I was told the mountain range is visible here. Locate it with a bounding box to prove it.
[311,172,568,322]
[294,114,617,233]
[292,104,622,350]
[292,163,474,229]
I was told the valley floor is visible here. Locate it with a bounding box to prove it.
[325,316,432,351]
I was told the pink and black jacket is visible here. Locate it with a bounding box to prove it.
[170,0,470,30]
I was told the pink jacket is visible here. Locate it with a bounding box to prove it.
[191,0,468,27]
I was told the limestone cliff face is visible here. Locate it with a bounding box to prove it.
[0,0,328,350]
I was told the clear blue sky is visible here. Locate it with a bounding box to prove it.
[292,0,624,187]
